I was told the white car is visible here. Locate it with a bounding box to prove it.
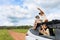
[25,28,55,40]
[25,20,60,40]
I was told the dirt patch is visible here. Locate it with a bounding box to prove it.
[8,30,26,40]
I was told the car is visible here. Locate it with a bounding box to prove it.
[25,20,60,40]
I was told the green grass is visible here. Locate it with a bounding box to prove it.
[0,29,13,40]
[12,29,28,33]
[0,29,28,40]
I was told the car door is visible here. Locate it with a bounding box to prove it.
[54,29,60,40]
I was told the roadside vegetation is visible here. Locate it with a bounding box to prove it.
[12,29,28,33]
[0,29,13,40]
[0,25,32,40]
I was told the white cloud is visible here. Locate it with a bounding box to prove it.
[0,5,29,18]
[17,18,34,26]
[0,14,14,26]
[47,11,60,21]
[0,0,60,26]
[0,5,34,26]
[0,5,31,26]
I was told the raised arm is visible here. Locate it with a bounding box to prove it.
[37,8,44,14]
[33,20,37,30]
[37,8,48,22]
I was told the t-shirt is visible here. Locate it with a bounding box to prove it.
[44,29,50,36]
[35,19,42,23]
[39,15,47,22]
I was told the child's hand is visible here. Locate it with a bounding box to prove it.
[37,8,41,10]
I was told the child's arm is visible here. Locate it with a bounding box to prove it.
[37,8,44,14]
[33,20,37,30]
[37,8,48,22]
[43,29,50,36]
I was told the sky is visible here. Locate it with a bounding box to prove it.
[0,0,60,26]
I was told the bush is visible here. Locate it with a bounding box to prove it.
[0,25,32,29]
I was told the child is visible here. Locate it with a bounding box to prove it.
[38,8,48,23]
[33,15,42,30]
[39,24,50,36]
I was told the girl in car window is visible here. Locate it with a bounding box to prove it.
[39,24,50,36]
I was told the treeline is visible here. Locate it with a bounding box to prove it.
[0,25,32,29]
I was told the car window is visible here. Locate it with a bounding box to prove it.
[30,28,55,39]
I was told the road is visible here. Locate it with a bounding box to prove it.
[8,30,26,40]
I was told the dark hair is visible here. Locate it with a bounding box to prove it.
[39,12,44,15]
[35,15,40,18]
[39,13,41,15]
[40,24,48,30]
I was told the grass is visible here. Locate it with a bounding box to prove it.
[0,29,13,40]
[0,29,28,40]
[12,29,28,33]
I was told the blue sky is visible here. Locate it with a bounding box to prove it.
[0,0,60,26]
